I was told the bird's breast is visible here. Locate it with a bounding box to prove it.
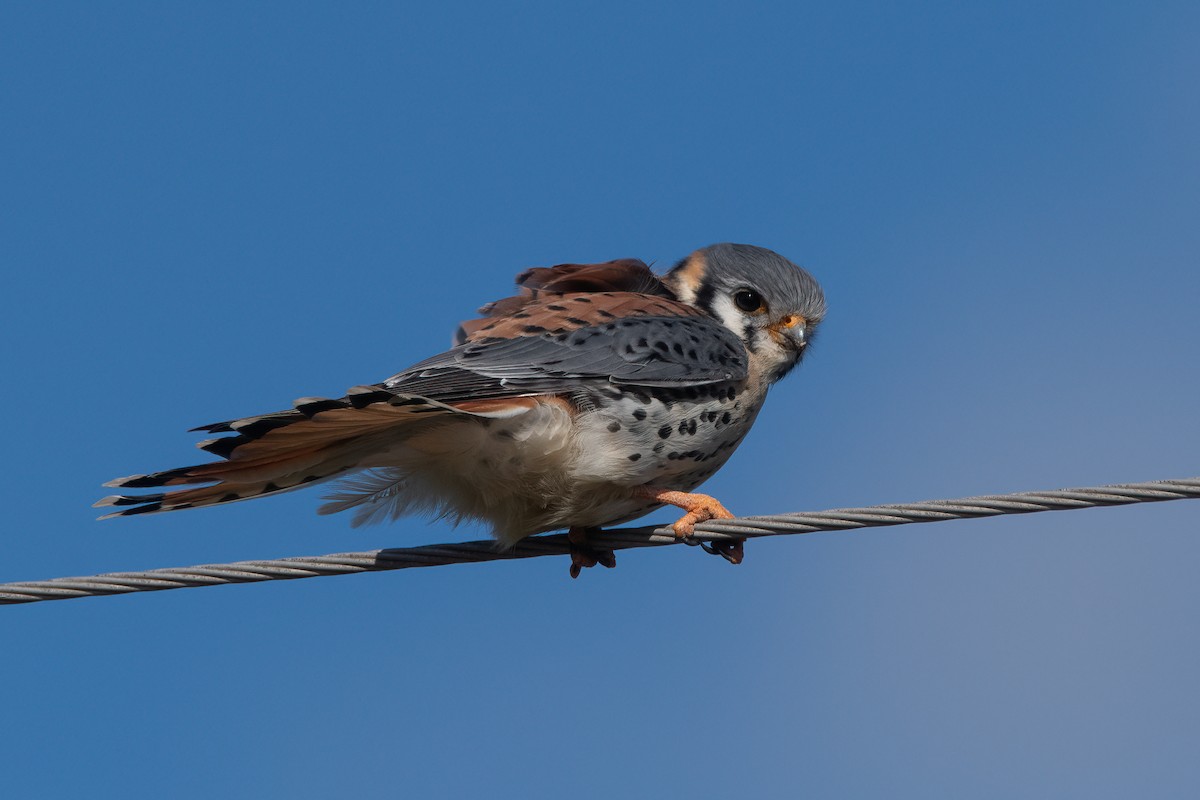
[565,381,765,505]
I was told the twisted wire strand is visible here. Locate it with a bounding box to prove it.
[3,477,1197,606]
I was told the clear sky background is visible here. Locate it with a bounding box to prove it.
[2,2,1198,797]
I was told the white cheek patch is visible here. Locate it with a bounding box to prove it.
[710,293,744,334]
[709,293,792,372]
[710,293,773,353]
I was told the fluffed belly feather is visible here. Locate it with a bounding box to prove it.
[326,392,761,546]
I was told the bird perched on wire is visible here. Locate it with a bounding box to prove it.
[97,243,826,577]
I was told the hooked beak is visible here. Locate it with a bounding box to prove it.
[767,315,807,351]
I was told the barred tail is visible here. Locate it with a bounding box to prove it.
[95,386,469,519]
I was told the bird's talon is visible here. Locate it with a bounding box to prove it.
[711,538,745,565]
[567,527,615,578]
[692,536,744,563]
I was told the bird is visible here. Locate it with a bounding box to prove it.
[97,243,826,577]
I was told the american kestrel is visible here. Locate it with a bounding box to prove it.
[97,243,826,576]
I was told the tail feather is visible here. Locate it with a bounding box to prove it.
[190,411,302,434]
[95,474,330,519]
[96,387,485,519]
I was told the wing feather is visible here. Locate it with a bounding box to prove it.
[389,312,747,402]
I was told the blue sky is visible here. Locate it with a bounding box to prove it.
[2,2,1199,797]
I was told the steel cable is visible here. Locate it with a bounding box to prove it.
[3,477,1197,605]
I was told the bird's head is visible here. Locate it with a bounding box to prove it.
[665,243,826,384]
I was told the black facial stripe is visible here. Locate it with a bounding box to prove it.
[694,281,717,316]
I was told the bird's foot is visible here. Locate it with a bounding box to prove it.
[633,488,746,565]
[634,488,735,536]
[568,526,616,579]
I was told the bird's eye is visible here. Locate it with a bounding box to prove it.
[733,289,766,313]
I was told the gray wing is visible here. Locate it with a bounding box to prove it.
[384,315,748,402]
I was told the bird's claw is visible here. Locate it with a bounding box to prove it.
[700,537,745,564]
[568,527,616,579]
[683,534,745,564]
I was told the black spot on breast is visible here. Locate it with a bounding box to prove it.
[596,309,616,318]
[632,408,647,421]
[658,425,672,439]
[523,324,548,334]
[572,296,593,303]
[654,341,669,353]
[653,442,665,453]
[721,411,732,424]
[546,304,567,311]
[628,452,641,461]
[565,317,588,326]
[607,420,621,432]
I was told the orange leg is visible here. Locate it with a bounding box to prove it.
[633,487,744,564]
